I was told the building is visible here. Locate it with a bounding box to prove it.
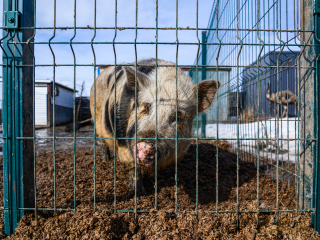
[0,78,77,126]
[241,51,299,118]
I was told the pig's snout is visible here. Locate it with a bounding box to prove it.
[134,142,156,168]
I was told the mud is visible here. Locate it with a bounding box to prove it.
[35,125,95,154]
[0,141,319,239]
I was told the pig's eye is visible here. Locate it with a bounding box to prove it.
[142,103,151,114]
[169,111,183,123]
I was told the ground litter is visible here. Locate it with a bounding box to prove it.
[0,141,318,239]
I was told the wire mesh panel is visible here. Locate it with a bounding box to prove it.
[1,0,320,237]
[193,0,319,230]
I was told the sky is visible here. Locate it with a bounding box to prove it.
[1,0,216,96]
[0,0,302,97]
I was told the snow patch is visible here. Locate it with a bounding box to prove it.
[197,118,299,163]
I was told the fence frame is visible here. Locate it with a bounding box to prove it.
[2,0,35,235]
[314,0,320,232]
[1,0,320,236]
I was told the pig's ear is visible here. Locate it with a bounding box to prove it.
[123,66,149,90]
[193,80,220,112]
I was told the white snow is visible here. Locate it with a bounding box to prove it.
[198,118,300,163]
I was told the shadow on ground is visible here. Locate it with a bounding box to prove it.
[22,142,296,213]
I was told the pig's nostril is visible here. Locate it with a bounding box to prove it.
[135,142,156,163]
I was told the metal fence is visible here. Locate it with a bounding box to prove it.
[1,0,320,236]
[241,51,299,118]
[191,0,320,232]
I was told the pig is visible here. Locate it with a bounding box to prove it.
[90,58,220,194]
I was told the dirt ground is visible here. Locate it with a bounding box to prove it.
[0,141,319,239]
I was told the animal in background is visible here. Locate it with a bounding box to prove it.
[266,82,298,118]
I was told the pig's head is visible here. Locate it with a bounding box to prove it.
[122,64,220,171]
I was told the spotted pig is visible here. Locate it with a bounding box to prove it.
[90,58,220,193]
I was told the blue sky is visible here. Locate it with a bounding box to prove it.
[1,0,215,96]
[1,1,301,97]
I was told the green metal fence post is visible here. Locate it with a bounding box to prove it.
[2,0,35,235]
[201,31,207,138]
[315,0,320,232]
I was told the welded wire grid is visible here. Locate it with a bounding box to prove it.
[0,0,318,234]
[194,0,316,227]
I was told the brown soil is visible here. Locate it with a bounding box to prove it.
[0,142,319,239]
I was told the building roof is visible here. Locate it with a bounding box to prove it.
[0,78,78,92]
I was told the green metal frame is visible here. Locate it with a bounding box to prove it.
[315,0,320,232]
[3,11,19,30]
[1,0,320,236]
[2,0,35,235]
[201,31,207,138]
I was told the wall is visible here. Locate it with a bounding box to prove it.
[50,85,74,109]
[49,84,74,126]
[50,104,73,125]
[189,69,230,123]
[35,87,48,126]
